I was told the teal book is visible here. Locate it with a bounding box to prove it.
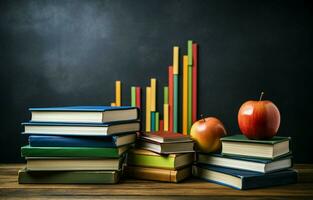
[18,168,120,184]
[21,145,129,158]
[221,135,291,159]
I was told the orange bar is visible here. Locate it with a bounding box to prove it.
[183,55,188,135]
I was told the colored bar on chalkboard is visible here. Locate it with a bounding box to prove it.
[145,87,151,132]
[155,112,159,131]
[188,65,192,134]
[192,43,198,123]
[183,55,188,135]
[115,81,121,106]
[159,119,164,132]
[168,66,173,132]
[188,40,193,66]
[164,86,168,104]
[151,111,156,132]
[136,87,141,109]
[173,74,178,133]
[110,102,116,107]
[173,47,179,75]
[131,86,136,107]
[150,78,156,112]
[163,104,169,131]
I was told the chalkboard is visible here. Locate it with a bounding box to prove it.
[0,0,312,162]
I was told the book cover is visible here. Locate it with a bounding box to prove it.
[29,106,136,112]
[141,131,192,143]
[28,133,136,147]
[21,145,129,158]
[193,164,297,190]
[18,168,120,184]
[221,134,290,144]
[125,165,191,183]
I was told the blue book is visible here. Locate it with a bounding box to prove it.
[197,153,292,173]
[28,133,136,147]
[22,121,140,136]
[193,164,297,190]
[29,106,139,123]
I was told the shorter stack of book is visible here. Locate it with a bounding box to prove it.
[193,134,297,190]
[19,106,140,184]
[126,132,194,182]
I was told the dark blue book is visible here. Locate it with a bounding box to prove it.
[28,133,136,148]
[193,164,297,190]
[197,153,292,173]
[29,106,139,123]
[22,121,140,136]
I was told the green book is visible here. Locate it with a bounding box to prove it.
[21,145,129,158]
[18,168,120,184]
[221,135,291,159]
[127,149,194,170]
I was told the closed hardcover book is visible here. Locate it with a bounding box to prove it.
[127,149,194,170]
[137,139,194,154]
[18,168,120,184]
[28,133,136,148]
[141,131,192,143]
[29,106,139,123]
[21,145,130,158]
[125,165,191,183]
[221,135,291,159]
[197,153,292,173]
[22,121,140,136]
[192,164,297,190]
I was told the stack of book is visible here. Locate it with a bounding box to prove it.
[193,134,297,190]
[18,106,140,184]
[126,131,194,182]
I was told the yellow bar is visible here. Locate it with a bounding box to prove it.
[146,87,151,132]
[173,46,179,74]
[163,104,169,131]
[183,56,188,135]
[110,102,116,107]
[150,78,156,112]
[115,80,121,106]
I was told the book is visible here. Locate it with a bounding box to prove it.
[22,121,140,136]
[125,165,191,183]
[21,145,129,158]
[29,106,138,123]
[141,131,192,143]
[137,139,194,154]
[221,134,291,159]
[28,133,136,147]
[127,149,194,170]
[197,153,292,173]
[192,164,297,190]
[18,168,120,184]
[25,157,125,171]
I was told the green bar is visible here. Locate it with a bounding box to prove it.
[164,86,168,104]
[188,66,193,134]
[151,111,155,132]
[173,75,178,132]
[155,112,159,131]
[131,86,136,107]
[188,40,193,66]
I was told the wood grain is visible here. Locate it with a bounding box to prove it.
[0,164,312,200]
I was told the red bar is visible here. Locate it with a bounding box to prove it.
[159,119,164,132]
[136,87,141,109]
[192,44,198,123]
[168,66,174,132]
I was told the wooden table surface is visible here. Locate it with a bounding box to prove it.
[0,164,313,200]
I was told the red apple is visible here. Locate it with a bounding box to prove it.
[190,117,227,153]
[238,92,280,139]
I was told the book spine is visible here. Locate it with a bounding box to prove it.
[163,86,169,131]
[173,47,179,133]
[115,80,121,106]
[145,87,151,132]
[163,104,169,131]
[125,166,175,182]
[136,87,141,108]
[150,78,156,112]
[131,86,136,107]
[168,66,174,132]
[183,55,188,135]
[155,112,159,131]
[187,64,192,134]
[151,112,156,132]
[192,43,198,123]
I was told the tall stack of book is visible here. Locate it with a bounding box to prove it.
[126,131,194,182]
[193,134,297,190]
[18,106,140,184]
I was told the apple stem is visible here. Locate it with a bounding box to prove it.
[259,92,264,101]
[200,114,205,122]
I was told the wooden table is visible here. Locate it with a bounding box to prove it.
[0,164,313,200]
